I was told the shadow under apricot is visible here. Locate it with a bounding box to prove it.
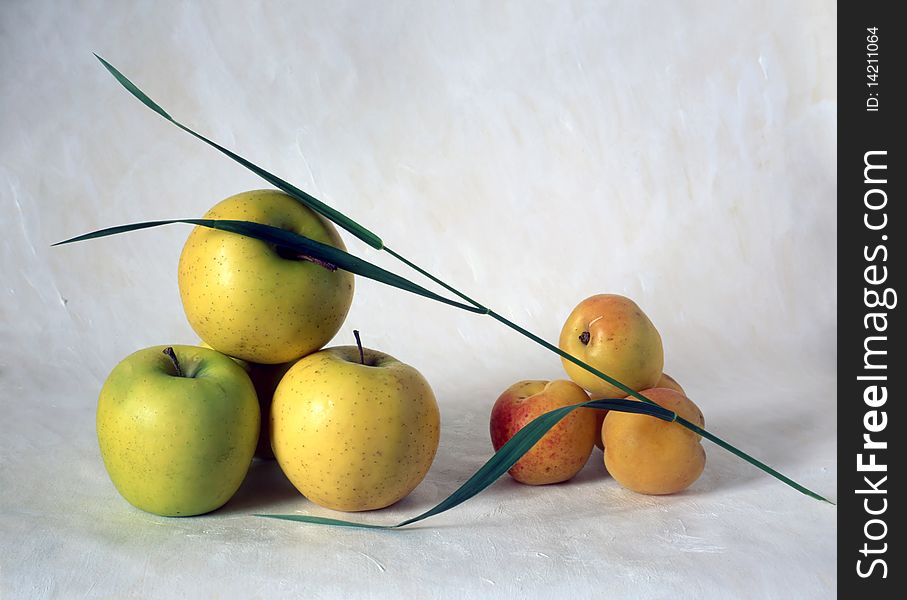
[690,401,832,499]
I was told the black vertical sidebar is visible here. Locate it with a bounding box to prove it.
[839,2,904,596]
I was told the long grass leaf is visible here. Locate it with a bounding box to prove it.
[486,310,833,505]
[257,398,675,529]
[94,54,383,250]
[677,417,833,504]
[54,219,484,314]
[93,55,832,506]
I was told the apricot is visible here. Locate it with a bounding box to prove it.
[490,380,597,485]
[592,372,686,450]
[559,294,664,399]
[602,388,705,495]
[655,372,685,395]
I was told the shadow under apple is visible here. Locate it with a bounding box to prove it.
[215,382,831,524]
[690,400,832,499]
[217,458,302,516]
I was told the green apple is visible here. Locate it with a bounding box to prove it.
[178,189,355,364]
[271,340,440,512]
[97,345,260,516]
[200,342,294,459]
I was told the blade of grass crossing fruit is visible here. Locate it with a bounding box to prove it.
[395,398,671,526]
[382,251,834,505]
[58,214,832,506]
[487,311,833,504]
[256,398,675,529]
[92,56,832,505]
[52,219,484,315]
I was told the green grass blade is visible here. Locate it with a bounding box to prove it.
[488,309,637,397]
[384,246,489,311]
[484,309,831,503]
[94,54,384,251]
[254,515,393,530]
[677,417,834,504]
[53,219,484,314]
[364,250,834,505]
[258,398,674,529]
[388,246,834,501]
[384,247,834,504]
[94,54,173,120]
[92,54,832,507]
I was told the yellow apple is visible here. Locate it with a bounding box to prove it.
[489,380,597,485]
[271,344,440,511]
[603,388,705,495]
[559,294,663,398]
[97,345,260,516]
[178,189,354,364]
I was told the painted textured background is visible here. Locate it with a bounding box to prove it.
[1,1,835,598]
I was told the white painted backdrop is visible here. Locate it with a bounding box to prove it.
[1,1,836,598]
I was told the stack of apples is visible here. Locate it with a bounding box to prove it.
[490,294,707,495]
[96,189,702,520]
[96,190,440,516]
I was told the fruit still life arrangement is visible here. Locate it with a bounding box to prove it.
[57,56,830,529]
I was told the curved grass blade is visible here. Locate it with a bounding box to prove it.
[256,398,675,529]
[93,54,384,251]
[53,219,484,315]
[93,54,832,505]
[486,311,833,505]
[383,250,834,505]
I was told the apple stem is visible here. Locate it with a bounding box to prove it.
[163,346,184,377]
[353,330,365,365]
[579,331,590,344]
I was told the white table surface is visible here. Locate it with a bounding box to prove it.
[1,1,836,598]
